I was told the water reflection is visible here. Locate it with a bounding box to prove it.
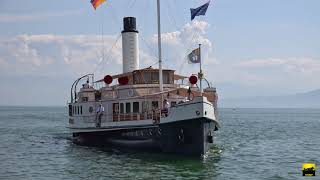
[63,140,223,179]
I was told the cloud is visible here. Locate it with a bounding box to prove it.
[0,20,216,81]
[0,33,159,80]
[1,32,319,102]
[158,31,181,45]
[0,34,124,78]
[237,57,320,74]
[151,20,217,72]
[0,10,83,23]
[214,57,320,94]
[152,20,212,48]
[238,58,287,68]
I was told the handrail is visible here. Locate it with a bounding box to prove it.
[72,110,164,124]
[70,74,94,103]
[203,78,211,88]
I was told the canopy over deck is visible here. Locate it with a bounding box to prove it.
[94,67,188,83]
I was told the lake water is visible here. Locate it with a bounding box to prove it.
[0,107,319,179]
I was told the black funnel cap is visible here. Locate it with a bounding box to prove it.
[122,17,138,33]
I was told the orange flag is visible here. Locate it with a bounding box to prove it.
[91,0,106,10]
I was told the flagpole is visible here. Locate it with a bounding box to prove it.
[157,0,163,92]
[199,44,203,95]
[157,0,164,118]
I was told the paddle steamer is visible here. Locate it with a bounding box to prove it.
[68,3,219,156]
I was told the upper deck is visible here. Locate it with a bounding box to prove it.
[70,67,216,104]
[68,67,218,130]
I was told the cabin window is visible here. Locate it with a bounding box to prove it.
[113,103,119,114]
[163,71,169,84]
[151,72,159,83]
[80,106,83,114]
[69,105,72,116]
[120,103,124,114]
[143,72,151,83]
[171,101,177,107]
[126,102,131,113]
[142,101,150,112]
[133,70,173,84]
[95,91,101,101]
[163,71,174,84]
[77,106,79,114]
[133,102,139,113]
[152,101,158,109]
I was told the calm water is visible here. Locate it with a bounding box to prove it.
[0,107,319,180]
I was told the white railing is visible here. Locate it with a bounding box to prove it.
[74,110,163,124]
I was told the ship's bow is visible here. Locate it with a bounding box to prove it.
[158,96,219,156]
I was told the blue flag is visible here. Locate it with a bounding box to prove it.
[190,1,210,21]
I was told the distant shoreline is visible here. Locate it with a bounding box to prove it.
[1,105,319,110]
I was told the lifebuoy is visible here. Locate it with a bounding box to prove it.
[128,89,134,97]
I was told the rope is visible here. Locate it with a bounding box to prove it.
[139,34,158,58]
[128,0,137,9]
[108,3,122,33]
[165,0,181,31]
[100,6,105,64]
[177,30,203,75]
[93,33,122,74]
[158,0,205,75]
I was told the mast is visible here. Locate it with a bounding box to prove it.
[199,44,203,94]
[157,0,163,92]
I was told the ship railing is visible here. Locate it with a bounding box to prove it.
[78,114,112,123]
[112,110,161,123]
[75,110,163,124]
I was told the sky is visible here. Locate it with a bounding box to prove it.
[0,0,319,106]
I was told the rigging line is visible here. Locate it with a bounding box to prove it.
[108,3,122,33]
[163,0,205,74]
[178,54,189,75]
[162,0,185,65]
[177,31,202,74]
[159,29,201,75]
[139,34,158,58]
[128,0,137,9]
[100,6,105,63]
[141,59,159,70]
[150,61,159,67]
[93,33,122,73]
[161,62,170,70]
[165,0,181,30]
[163,0,187,69]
